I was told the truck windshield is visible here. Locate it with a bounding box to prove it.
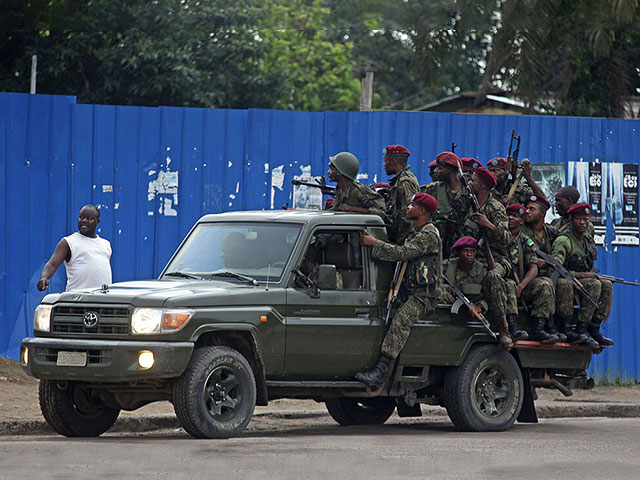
[163,222,302,283]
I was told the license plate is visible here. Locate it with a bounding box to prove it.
[56,351,87,367]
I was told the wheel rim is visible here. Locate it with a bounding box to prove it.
[203,365,243,422]
[472,365,511,418]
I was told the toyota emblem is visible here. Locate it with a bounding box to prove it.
[83,311,99,328]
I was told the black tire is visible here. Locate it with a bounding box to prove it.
[444,344,523,432]
[173,346,256,439]
[38,379,120,437]
[325,397,396,426]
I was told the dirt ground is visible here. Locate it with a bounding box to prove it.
[3,356,640,423]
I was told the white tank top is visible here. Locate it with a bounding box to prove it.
[63,232,112,291]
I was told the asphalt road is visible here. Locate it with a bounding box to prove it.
[1,416,638,480]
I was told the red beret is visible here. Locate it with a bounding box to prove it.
[411,193,438,213]
[383,145,410,156]
[460,157,481,170]
[452,236,479,250]
[473,167,497,189]
[370,182,390,189]
[487,157,507,169]
[428,159,437,168]
[324,198,334,210]
[506,203,526,216]
[435,151,462,170]
[525,194,551,210]
[568,202,591,217]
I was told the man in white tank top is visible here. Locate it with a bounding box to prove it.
[37,205,112,292]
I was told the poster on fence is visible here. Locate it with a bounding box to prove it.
[530,163,566,223]
[567,162,639,246]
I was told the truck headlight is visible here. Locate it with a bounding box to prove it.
[34,305,53,332]
[131,308,194,334]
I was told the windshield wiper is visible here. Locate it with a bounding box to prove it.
[164,271,203,280]
[210,271,259,286]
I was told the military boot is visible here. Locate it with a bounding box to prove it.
[588,320,614,347]
[529,317,558,343]
[507,314,528,340]
[557,316,588,344]
[355,355,393,387]
[545,317,567,342]
[575,321,600,349]
[498,327,514,349]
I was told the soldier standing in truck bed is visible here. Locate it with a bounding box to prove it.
[382,145,419,244]
[356,193,442,387]
[421,152,471,258]
[486,157,547,206]
[327,151,386,221]
[552,202,614,349]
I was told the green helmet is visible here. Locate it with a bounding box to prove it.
[329,152,359,181]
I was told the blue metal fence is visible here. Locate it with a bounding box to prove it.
[1,92,638,380]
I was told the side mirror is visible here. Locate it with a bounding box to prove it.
[317,264,338,290]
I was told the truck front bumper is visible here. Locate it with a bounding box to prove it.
[21,337,194,381]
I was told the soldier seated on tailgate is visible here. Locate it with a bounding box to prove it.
[439,236,512,348]
[505,203,559,343]
[356,193,442,387]
[421,151,470,259]
[327,151,387,221]
[382,145,420,244]
[551,203,614,349]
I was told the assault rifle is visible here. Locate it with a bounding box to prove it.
[385,261,408,322]
[291,176,336,197]
[441,274,497,340]
[505,130,521,182]
[595,274,640,286]
[535,247,599,309]
[456,161,497,270]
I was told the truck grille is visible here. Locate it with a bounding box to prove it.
[52,306,130,335]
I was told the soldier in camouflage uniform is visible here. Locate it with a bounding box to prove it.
[355,193,442,387]
[549,186,595,238]
[504,204,558,343]
[421,152,471,259]
[552,203,614,349]
[460,157,481,180]
[382,145,420,244]
[439,236,512,347]
[327,152,387,221]
[487,158,547,206]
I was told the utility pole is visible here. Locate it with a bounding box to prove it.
[360,71,374,111]
[30,55,37,94]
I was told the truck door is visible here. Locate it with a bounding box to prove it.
[284,229,384,379]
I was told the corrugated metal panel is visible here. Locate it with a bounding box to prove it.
[1,92,639,380]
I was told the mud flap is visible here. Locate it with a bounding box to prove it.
[396,398,422,418]
[517,368,538,423]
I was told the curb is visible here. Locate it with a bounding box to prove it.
[2,405,640,436]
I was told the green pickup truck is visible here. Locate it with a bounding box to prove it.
[21,210,598,438]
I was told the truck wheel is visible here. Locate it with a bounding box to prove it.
[325,397,396,426]
[173,346,256,439]
[444,344,523,432]
[39,379,120,437]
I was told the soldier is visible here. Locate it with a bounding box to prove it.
[552,203,614,348]
[427,159,439,182]
[521,194,562,341]
[355,193,442,387]
[460,157,481,179]
[486,157,546,206]
[421,152,471,258]
[505,203,558,342]
[549,185,595,238]
[382,145,420,243]
[440,236,513,347]
[327,152,386,220]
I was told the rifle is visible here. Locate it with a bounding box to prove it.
[456,162,497,270]
[291,176,336,197]
[385,261,408,322]
[451,142,457,153]
[505,157,528,204]
[441,274,497,340]
[535,247,599,309]
[595,274,640,286]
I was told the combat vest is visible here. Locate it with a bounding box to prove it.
[444,259,486,297]
[563,231,597,273]
[406,223,442,297]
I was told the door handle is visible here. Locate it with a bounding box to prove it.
[355,308,370,318]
